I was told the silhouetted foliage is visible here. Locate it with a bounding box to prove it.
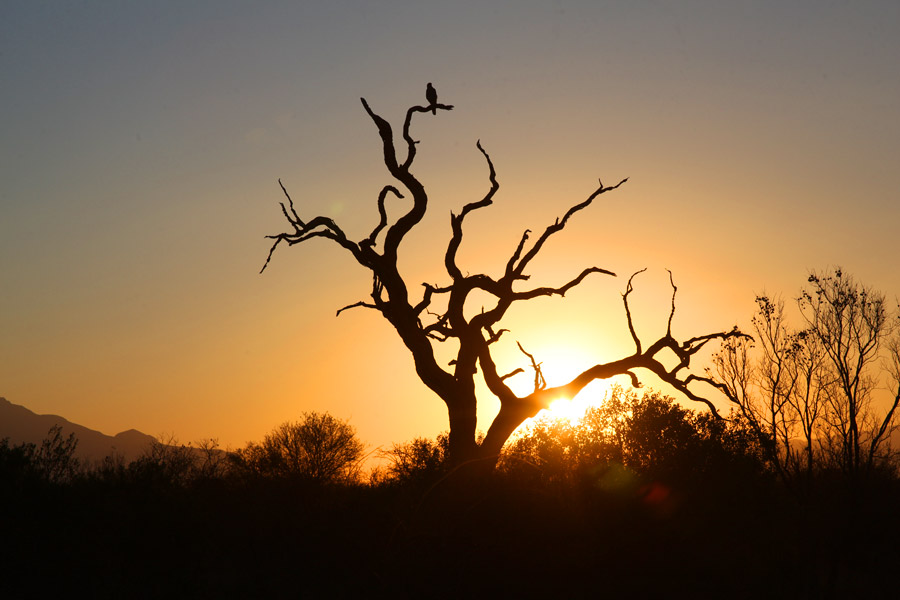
[376,433,449,486]
[232,412,364,484]
[73,435,231,492]
[712,268,900,483]
[500,386,767,492]
[3,404,900,597]
[260,86,748,468]
[34,425,81,483]
[0,425,81,488]
[0,437,38,489]
[123,435,199,487]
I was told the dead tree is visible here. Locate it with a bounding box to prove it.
[262,87,747,469]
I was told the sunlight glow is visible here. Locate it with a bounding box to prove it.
[543,397,588,426]
[533,379,614,426]
[501,338,622,430]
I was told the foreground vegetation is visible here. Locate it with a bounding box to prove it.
[3,388,899,598]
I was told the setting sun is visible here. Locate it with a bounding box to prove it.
[543,396,593,426]
[534,379,614,426]
[500,338,621,428]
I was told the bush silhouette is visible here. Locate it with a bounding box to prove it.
[501,386,768,491]
[232,412,364,484]
[376,433,449,486]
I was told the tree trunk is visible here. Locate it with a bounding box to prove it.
[445,397,479,467]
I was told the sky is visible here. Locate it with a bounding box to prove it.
[2,1,899,453]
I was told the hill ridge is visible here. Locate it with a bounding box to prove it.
[0,396,156,461]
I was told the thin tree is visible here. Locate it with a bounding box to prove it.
[712,269,900,480]
[800,269,899,475]
[261,86,746,469]
[785,327,829,478]
[711,295,829,482]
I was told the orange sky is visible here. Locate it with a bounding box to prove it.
[2,2,899,454]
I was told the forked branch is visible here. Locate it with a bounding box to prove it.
[517,342,547,393]
[261,179,362,273]
[511,177,627,278]
[445,141,499,281]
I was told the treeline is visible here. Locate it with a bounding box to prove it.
[1,412,363,491]
[712,268,900,484]
[3,388,898,597]
[0,391,778,493]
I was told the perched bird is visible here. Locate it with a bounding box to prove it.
[426,82,437,114]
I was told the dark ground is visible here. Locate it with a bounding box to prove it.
[3,470,899,599]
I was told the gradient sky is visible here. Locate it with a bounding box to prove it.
[2,1,899,453]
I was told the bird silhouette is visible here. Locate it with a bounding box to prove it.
[426,83,437,115]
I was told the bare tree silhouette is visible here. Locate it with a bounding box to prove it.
[712,268,900,481]
[261,87,746,469]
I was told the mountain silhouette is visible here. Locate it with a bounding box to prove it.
[0,397,156,462]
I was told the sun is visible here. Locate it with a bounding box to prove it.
[499,337,622,430]
[536,379,613,426]
[543,397,585,426]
